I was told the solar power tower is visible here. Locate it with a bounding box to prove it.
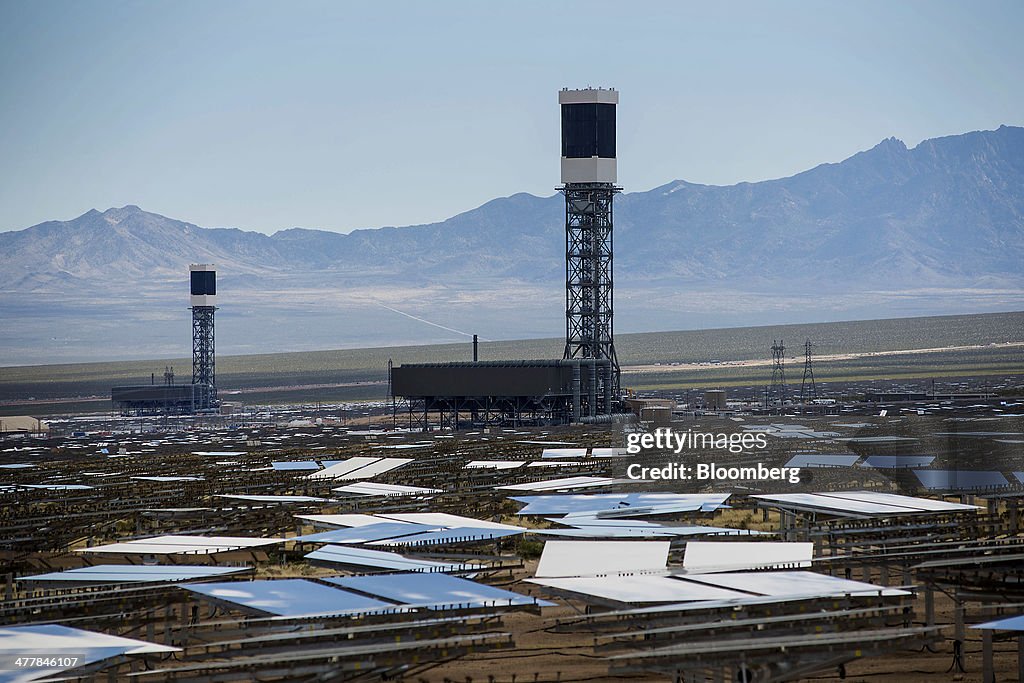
[560,87,621,401]
[189,264,218,410]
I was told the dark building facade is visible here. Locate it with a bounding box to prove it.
[392,359,613,429]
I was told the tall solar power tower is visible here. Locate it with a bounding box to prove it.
[560,87,620,400]
[189,264,218,410]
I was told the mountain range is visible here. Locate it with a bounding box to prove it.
[1,126,1022,364]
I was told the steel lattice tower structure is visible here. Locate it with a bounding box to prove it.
[189,264,218,410]
[800,338,817,403]
[559,88,620,403]
[770,339,787,405]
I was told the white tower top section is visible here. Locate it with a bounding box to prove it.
[189,263,217,308]
[558,87,619,105]
[560,87,618,184]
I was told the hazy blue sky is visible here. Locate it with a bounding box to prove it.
[1,0,1022,234]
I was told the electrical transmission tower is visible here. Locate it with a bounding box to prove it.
[770,340,787,405]
[800,338,817,403]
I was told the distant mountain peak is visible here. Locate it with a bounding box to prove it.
[103,204,145,216]
[100,205,148,226]
[270,227,331,240]
[648,179,701,196]
[873,136,908,152]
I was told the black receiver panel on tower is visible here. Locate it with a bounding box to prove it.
[561,103,616,159]
[190,270,216,296]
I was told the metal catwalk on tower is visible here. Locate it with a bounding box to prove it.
[189,264,218,410]
[559,88,620,411]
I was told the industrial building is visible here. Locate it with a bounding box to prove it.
[392,359,614,429]
[111,264,220,415]
[705,389,727,410]
[110,382,215,415]
[0,415,49,435]
[392,88,624,427]
[623,397,676,426]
